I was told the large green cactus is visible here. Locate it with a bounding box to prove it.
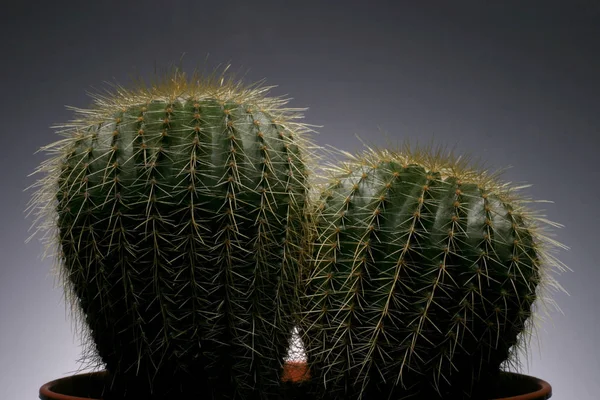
[26,68,316,399]
[300,143,567,399]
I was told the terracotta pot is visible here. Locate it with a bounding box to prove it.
[39,363,551,400]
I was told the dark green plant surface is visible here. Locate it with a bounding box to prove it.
[300,144,567,400]
[27,68,316,400]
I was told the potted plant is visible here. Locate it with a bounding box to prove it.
[26,66,317,399]
[28,65,566,400]
[297,143,567,399]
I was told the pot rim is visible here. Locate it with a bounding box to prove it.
[40,369,552,400]
[492,372,552,400]
[40,371,101,400]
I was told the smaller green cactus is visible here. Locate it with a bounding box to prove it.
[300,142,568,399]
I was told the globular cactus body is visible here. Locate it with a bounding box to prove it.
[27,70,314,399]
[301,145,563,399]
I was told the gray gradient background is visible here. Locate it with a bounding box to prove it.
[1,1,598,398]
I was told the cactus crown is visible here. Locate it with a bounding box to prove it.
[25,65,318,398]
[301,141,569,398]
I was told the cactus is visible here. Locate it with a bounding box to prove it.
[25,67,316,399]
[300,143,568,399]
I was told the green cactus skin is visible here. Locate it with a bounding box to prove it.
[300,145,567,400]
[26,69,315,399]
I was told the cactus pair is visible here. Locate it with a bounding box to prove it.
[27,68,566,399]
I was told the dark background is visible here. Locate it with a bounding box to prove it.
[1,1,598,398]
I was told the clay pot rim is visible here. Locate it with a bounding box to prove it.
[40,371,98,400]
[492,372,552,400]
[40,368,552,400]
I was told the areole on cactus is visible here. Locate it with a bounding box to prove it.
[299,142,568,399]
[25,66,317,399]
